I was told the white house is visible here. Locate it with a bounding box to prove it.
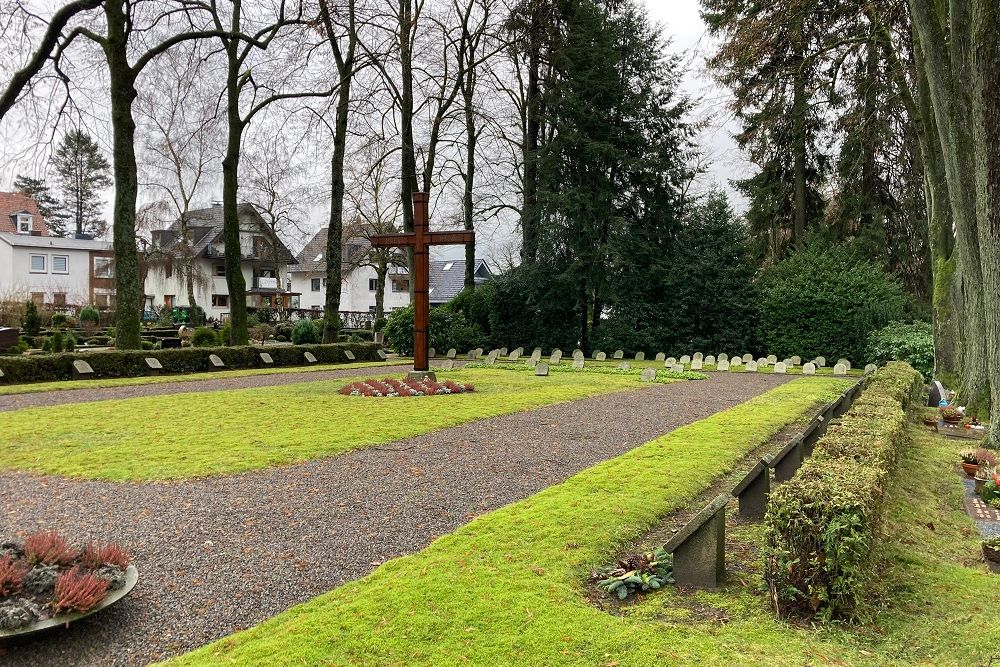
[0,192,114,308]
[145,203,298,319]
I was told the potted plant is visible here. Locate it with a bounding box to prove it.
[922,413,938,427]
[975,464,993,493]
[961,449,982,477]
[941,406,963,424]
[983,535,1000,564]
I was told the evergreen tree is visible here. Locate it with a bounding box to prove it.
[13,175,67,236]
[50,129,112,238]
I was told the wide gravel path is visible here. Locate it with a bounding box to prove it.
[0,361,440,412]
[0,372,789,666]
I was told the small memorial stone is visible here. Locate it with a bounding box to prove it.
[802,362,816,375]
[731,357,742,367]
[475,348,484,357]
[782,358,793,367]
[671,363,684,373]
[864,363,877,374]
[467,350,478,360]
[773,361,787,374]
[717,359,730,371]
[428,347,437,358]
[441,359,455,370]
[530,350,542,364]
[344,350,356,361]
[595,351,607,361]
[665,357,676,366]
[833,362,847,376]
[838,358,851,370]
[766,354,777,364]
[655,352,666,362]
[742,353,753,362]
[790,355,801,365]
[718,353,728,362]
[617,361,630,370]
[693,352,703,361]
[499,347,508,356]
[486,350,499,365]
[613,349,624,359]
[680,355,691,365]
[144,357,163,375]
[526,358,537,368]
[634,351,645,361]
[208,354,225,369]
[705,355,716,365]
[72,359,95,378]
[550,349,563,364]
[514,347,525,356]
[928,379,946,407]
[447,348,457,359]
[260,352,274,365]
[640,368,656,382]
[572,348,583,359]
[378,349,389,360]
[304,351,318,364]
[509,350,520,361]
[534,362,549,376]
[691,359,703,370]
[745,360,758,372]
[756,357,768,367]
[815,356,826,367]
[572,357,585,369]
[533,347,542,356]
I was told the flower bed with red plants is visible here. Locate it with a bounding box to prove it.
[0,531,132,632]
[340,377,475,397]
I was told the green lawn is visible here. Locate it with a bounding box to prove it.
[0,368,653,481]
[162,377,874,667]
[0,359,410,396]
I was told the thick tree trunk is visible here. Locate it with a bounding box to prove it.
[105,4,142,350]
[463,88,476,290]
[398,0,417,296]
[323,74,352,342]
[222,37,248,345]
[375,262,388,321]
[791,15,807,250]
[520,1,542,264]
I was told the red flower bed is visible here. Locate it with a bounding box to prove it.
[340,377,475,397]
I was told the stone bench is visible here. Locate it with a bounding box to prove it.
[663,494,729,588]
[72,359,95,379]
[770,434,804,483]
[731,456,772,521]
[260,352,274,365]
[303,351,318,364]
[144,357,163,376]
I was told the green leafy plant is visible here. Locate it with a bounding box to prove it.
[79,305,100,330]
[595,547,673,600]
[866,321,934,379]
[191,327,219,348]
[50,313,68,328]
[21,301,41,337]
[292,319,321,345]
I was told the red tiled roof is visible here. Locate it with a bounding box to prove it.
[0,192,49,236]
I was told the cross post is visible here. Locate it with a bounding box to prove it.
[369,192,474,373]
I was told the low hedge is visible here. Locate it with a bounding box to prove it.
[763,361,922,620]
[0,343,381,384]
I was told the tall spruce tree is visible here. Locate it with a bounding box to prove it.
[50,129,112,238]
[13,174,67,236]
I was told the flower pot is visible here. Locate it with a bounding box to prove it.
[962,462,981,477]
[923,417,938,427]
[984,544,1000,564]
[943,416,963,424]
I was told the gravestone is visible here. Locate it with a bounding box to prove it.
[745,360,758,372]
[665,357,676,366]
[526,358,538,369]
[0,367,5,381]
[617,361,630,370]
[144,357,163,376]
[773,361,787,374]
[766,354,777,364]
[837,358,851,370]
[731,357,742,367]
[732,456,772,521]
[595,351,607,361]
[428,347,437,359]
[718,353,728,362]
[640,368,656,382]
[550,349,563,364]
[655,352,666,362]
[259,352,274,365]
[344,350,356,361]
[742,353,753,363]
[864,363,877,374]
[486,349,499,365]
[928,379,947,407]
[378,349,389,360]
[374,331,384,344]
[679,355,691,365]
[572,348,583,359]
[705,355,716,365]
[613,349,624,359]
[530,350,542,364]
[717,359,730,371]
[790,355,801,366]
[815,356,826,367]
[475,348,484,357]
[572,357,585,369]
[782,358,793,367]
[447,348,457,359]
[671,363,685,374]
[467,350,478,360]
[304,352,318,364]
[514,347,525,356]
[802,362,816,375]
[690,359,703,370]
[693,352,703,361]
[756,357,768,367]
[72,359,94,379]
[509,350,520,361]
[635,351,645,361]
[208,354,225,369]
[499,347,508,356]
[441,359,455,370]
[833,363,847,376]
[663,494,729,589]
[771,435,804,483]
[534,362,549,376]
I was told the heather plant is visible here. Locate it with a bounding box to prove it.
[0,555,28,596]
[52,567,109,615]
[23,531,77,566]
[82,542,130,570]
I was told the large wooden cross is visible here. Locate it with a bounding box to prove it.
[370,192,474,372]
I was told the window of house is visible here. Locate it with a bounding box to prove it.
[392,278,409,292]
[52,255,69,274]
[29,254,46,273]
[215,264,226,276]
[164,295,175,309]
[212,294,229,308]
[443,262,454,271]
[53,293,67,306]
[30,292,44,305]
[369,278,377,291]
[93,256,114,278]
[17,215,32,233]
[311,278,321,292]
[94,293,115,309]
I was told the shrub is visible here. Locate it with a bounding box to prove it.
[50,330,64,353]
[24,531,77,567]
[382,305,485,356]
[21,301,41,337]
[249,323,276,344]
[82,542,130,570]
[52,568,109,615]
[867,321,934,380]
[292,318,321,345]
[191,327,219,348]
[0,556,28,596]
[79,305,100,326]
[764,362,922,620]
[757,245,913,365]
[373,316,387,332]
[50,313,68,328]
[64,335,76,352]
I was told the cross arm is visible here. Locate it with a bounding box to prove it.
[425,230,475,245]
[369,233,416,248]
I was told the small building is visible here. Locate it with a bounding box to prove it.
[145,203,298,320]
[0,192,114,308]
[428,259,493,306]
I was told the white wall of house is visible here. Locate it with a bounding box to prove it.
[289,265,410,313]
[0,234,104,305]
[144,257,289,317]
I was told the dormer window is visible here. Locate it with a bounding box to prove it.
[17,214,33,234]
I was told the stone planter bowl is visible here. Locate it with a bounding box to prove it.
[962,462,981,477]
[0,565,138,645]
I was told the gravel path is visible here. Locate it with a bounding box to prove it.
[0,372,789,666]
[0,361,441,412]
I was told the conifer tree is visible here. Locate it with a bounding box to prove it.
[13,174,67,236]
[50,129,112,238]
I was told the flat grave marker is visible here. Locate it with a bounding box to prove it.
[663,494,729,589]
[144,357,163,376]
[378,349,389,360]
[259,352,274,365]
[304,352,318,364]
[344,350,356,361]
[208,354,225,369]
[71,359,95,379]
[617,361,630,370]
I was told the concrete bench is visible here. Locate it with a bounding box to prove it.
[770,434,804,483]
[663,494,729,588]
[731,456,772,521]
[208,354,225,370]
[260,352,274,365]
[303,352,318,364]
[72,359,95,379]
[144,357,163,376]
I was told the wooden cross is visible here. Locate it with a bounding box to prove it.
[369,192,474,372]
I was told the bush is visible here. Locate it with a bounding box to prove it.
[764,362,922,621]
[866,321,934,380]
[0,343,381,383]
[64,335,76,352]
[79,305,100,326]
[21,301,41,337]
[382,305,486,356]
[292,319,321,345]
[50,330,64,353]
[249,324,276,344]
[191,327,219,348]
[756,245,913,365]
[50,313,68,328]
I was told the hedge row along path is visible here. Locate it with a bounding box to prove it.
[0,373,792,667]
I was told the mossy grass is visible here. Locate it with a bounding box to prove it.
[162,378,863,667]
[0,368,654,481]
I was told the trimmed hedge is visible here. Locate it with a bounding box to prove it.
[0,343,381,384]
[763,361,921,620]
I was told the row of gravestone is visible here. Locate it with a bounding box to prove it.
[657,378,866,589]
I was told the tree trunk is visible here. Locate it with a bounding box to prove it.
[105,3,142,350]
[791,14,807,250]
[520,2,542,264]
[375,261,388,321]
[222,36,248,345]
[323,68,352,342]
[463,85,476,290]
[398,0,417,296]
